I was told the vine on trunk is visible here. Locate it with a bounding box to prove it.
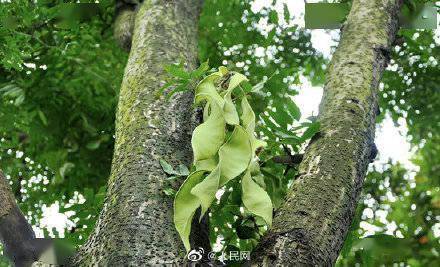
[161,66,273,250]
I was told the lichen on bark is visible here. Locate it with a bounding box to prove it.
[72,0,204,265]
[251,0,403,266]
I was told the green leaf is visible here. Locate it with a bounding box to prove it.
[218,66,228,75]
[252,174,266,189]
[285,99,301,121]
[194,67,228,104]
[261,115,293,140]
[59,162,75,180]
[1,84,22,97]
[218,126,252,186]
[241,97,256,134]
[159,159,175,175]
[222,72,247,125]
[192,101,225,165]
[300,121,320,142]
[166,81,190,100]
[272,102,292,129]
[195,157,217,172]
[191,166,221,216]
[177,164,190,176]
[251,80,266,93]
[14,94,25,106]
[156,79,177,98]
[268,10,279,24]
[195,76,224,107]
[86,140,100,150]
[241,97,267,152]
[174,171,205,251]
[227,72,248,91]
[163,187,176,196]
[275,131,301,142]
[242,170,273,226]
[240,81,253,93]
[223,90,239,125]
[38,110,48,126]
[191,60,209,79]
[164,63,190,80]
[0,84,18,93]
[283,3,290,22]
[249,157,261,176]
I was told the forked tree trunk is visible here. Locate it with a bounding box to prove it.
[72,0,204,265]
[1,0,405,266]
[251,0,403,265]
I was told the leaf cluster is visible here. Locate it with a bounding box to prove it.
[172,67,272,252]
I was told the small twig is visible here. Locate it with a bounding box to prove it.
[282,144,291,157]
[272,154,304,166]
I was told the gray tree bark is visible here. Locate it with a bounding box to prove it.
[72,0,205,265]
[251,0,403,266]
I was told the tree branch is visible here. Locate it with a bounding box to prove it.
[113,1,138,51]
[72,0,206,264]
[251,0,403,265]
[271,154,303,166]
[114,8,135,51]
[0,171,51,267]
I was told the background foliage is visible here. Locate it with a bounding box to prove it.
[0,1,126,264]
[0,0,438,266]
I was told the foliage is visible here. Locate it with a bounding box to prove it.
[0,1,126,262]
[161,60,320,262]
[171,67,272,250]
[338,162,440,266]
[0,0,439,266]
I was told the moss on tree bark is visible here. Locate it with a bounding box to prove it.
[251,0,403,266]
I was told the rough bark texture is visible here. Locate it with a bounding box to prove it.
[72,0,205,265]
[0,171,51,267]
[114,7,136,51]
[251,0,403,266]
[114,0,144,51]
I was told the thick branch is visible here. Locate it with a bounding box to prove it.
[72,0,206,265]
[251,0,403,265]
[0,171,50,267]
[114,4,136,51]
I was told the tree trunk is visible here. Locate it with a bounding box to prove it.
[251,0,403,266]
[72,0,205,265]
[0,171,51,267]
